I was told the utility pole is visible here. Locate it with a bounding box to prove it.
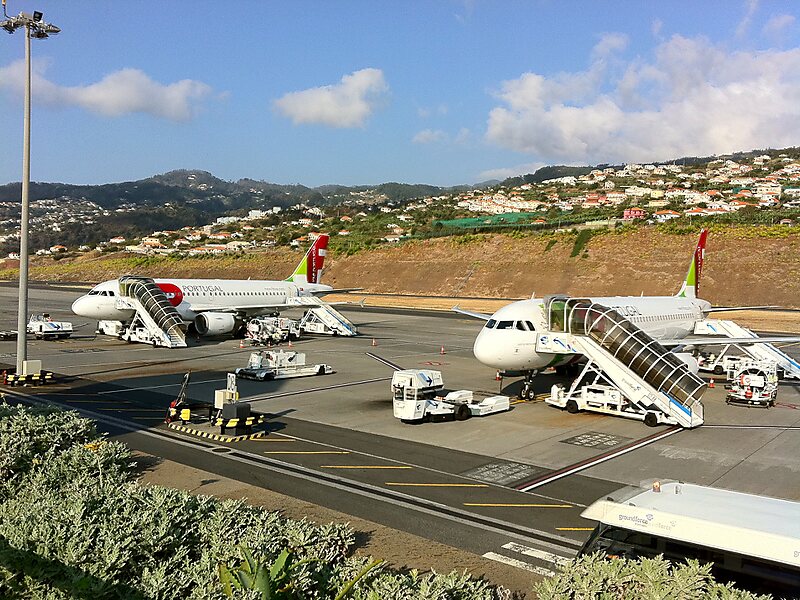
[1,1,60,374]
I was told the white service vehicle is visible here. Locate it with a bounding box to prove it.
[27,314,72,339]
[391,369,510,423]
[698,352,746,376]
[234,349,334,381]
[726,360,779,407]
[547,382,679,427]
[245,317,301,345]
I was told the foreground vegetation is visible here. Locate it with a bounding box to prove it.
[0,403,773,599]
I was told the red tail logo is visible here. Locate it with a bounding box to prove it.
[309,234,329,284]
[695,229,708,294]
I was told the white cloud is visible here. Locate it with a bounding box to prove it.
[274,68,387,128]
[0,60,212,121]
[762,14,795,41]
[412,129,447,144]
[736,0,760,38]
[454,127,471,144]
[651,19,664,38]
[485,34,800,165]
[478,162,545,181]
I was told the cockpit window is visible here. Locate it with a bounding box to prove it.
[515,321,527,331]
[525,321,536,331]
[495,320,513,330]
[485,319,497,329]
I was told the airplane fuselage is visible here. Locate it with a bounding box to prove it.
[473,295,711,372]
[71,278,333,322]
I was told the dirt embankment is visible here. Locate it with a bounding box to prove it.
[3,227,797,308]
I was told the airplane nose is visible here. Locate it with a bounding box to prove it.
[473,329,502,369]
[71,296,92,317]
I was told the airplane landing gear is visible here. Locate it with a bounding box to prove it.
[518,370,539,400]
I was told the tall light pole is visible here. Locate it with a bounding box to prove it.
[1,1,60,374]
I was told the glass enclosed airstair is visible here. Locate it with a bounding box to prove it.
[543,297,705,428]
[290,296,358,336]
[694,319,800,380]
[116,275,187,348]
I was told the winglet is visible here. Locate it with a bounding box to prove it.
[676,229,708,299]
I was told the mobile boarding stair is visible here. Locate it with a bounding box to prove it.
[541,297,705,428]
[290,296,358,336]
[694,319,800,381]
[116,275,187,348]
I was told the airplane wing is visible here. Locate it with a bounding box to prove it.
[187,303,295,315]
[312,287,363,296]
[660,336,800,348]
[706,306,778,312]
[452,305,492,320]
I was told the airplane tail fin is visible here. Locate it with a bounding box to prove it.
[286,234,329,285]
[676,229,708,299]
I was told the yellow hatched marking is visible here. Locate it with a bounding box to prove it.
[386,482,488,488]
[321,465,412,469]
[261,451,349,455]
[464,503,572,508]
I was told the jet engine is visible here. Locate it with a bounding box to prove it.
[673,352,700,375]
[194,312,239,336]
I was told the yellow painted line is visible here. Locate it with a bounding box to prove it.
[556,527,595,531]
[464,503,572,508]
[250,438,296,442]
[386,482,489,488]
[321,465,413,469]
[261,451,349,455]
[510,400,526,405]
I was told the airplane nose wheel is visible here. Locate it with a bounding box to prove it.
[518,370,538,400]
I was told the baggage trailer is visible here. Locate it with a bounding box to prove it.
[235,349,334,381]
[391,369,510,423]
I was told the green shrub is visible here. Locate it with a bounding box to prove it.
[536,553,772,600]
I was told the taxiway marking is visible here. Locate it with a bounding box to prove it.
[481,552,554,577]
[261,451,349,455]
[516,427,682,492]
[502,542,570,566]
[465,503,572,508]
[385,482,489,488]
[556,527,594,531]
[321,465,413,469]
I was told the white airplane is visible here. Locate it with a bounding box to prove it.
[456,229,799,398]
[71,234,341,337]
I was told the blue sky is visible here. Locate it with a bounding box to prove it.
[0,0,798,187]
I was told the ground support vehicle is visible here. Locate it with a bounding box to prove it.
[27,314,72,339]
[698,352,746,376]
[234,349,334,381]
[391,369,510,423]
[290,297,358,336]
[245,317,301,345]
[547,381,678,427]
[725,360,779,407]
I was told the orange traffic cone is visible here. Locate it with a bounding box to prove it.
[495,371,501,381]
[372,338,377,347]
[288,339,293,348]
[440,345,446,355]
[239,339,245,349]
[709,379,715,389]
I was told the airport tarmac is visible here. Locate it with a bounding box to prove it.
[3,281,800,578]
